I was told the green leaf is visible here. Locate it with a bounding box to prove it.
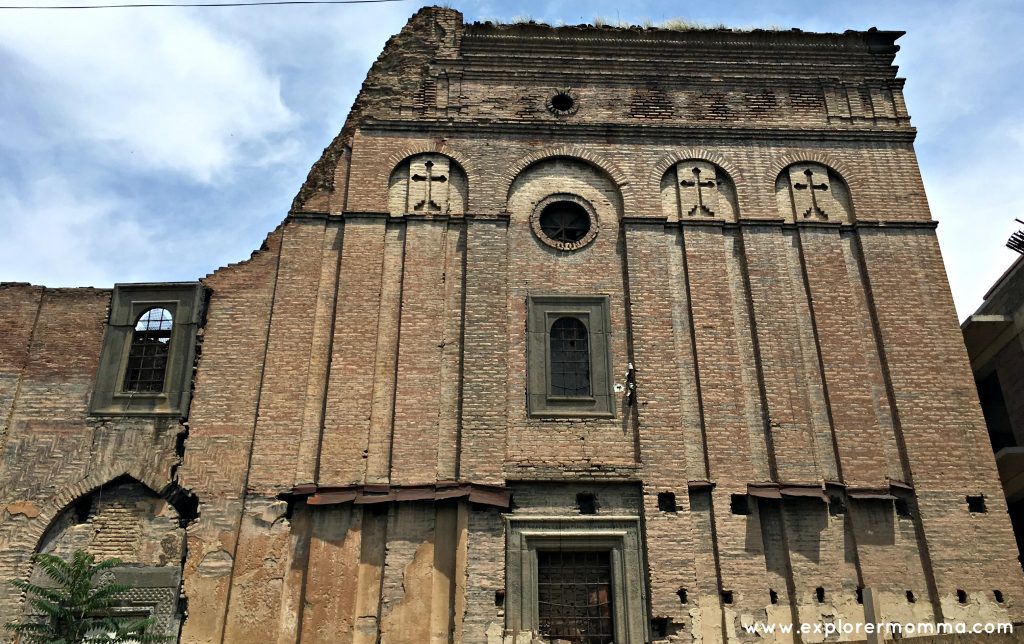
[4,549,175,644]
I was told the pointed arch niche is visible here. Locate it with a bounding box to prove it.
[27,476,187,639]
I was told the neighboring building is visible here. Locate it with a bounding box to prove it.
[1,7,1021,642]
[963,255,1024,566]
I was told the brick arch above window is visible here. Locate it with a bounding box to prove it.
[651,148,742,186]
[501,145,633,210]
[766,152,861,195]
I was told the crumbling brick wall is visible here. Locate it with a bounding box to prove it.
[3,7,1023,644]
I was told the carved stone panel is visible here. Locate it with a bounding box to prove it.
[407,154,451,213]
[388,153,467,216]
[777,162,852,223]
[661,160,738,221]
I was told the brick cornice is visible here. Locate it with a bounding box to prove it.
[361,120,918,143]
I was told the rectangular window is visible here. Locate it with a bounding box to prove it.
[504,516,650,643]
[527,295,614,417]
[537,550,614,644]
[89,282,206,416]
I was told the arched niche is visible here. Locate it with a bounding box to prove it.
[387,153,468,216]
[27,476,186,640]
[774,162,854,223]
[660,159,739,222]
[507,156,623,230]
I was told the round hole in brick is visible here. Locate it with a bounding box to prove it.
[551,92,575,112]
[539,201,591,244]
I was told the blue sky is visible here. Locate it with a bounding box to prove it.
[0,0,1021,320]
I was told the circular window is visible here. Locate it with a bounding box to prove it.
[531,195,599,251]
[540,201,590,243]
[546,91,578,116]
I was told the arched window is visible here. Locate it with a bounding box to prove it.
[549,316,591,397]
[122,308,173,393]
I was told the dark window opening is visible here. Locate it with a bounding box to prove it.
[967,495,987,513]
[540,201,591,244]
[721,590,733,605]
[770,589,779,605]
[906,590,916,603]
[122,307,173,393]
[977,371,1017,451]
[537,550,614,644]
[550,317,591,396]
[495,590,505,607]
[550,92,576,113]
[815,587,825,603]
[828,496,846,516]
[677,588,687,604]
[957,589,968,604]
[658,492,677,513]
[855,587,863,604]
[576,493,597,515]
[730,494,750,515]
[995,589,1004,603]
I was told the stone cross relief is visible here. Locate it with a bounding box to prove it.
[407,155,450,213]
[676,161,721,218]
[787,163,839,221]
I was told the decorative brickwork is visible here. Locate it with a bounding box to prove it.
[1,7,1021,643]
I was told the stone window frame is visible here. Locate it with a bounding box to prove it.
[504,515,650,643]
[530,193,600,252]
[527,294,614,418]
[89,282,206,417]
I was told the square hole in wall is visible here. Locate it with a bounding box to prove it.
[651,617,669,638]
[730,494,750,515]
[576,493,597,515]
[721,590,734,605]
[967,495,987,513]
[658,492,677,513]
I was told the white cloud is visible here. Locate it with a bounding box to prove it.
[0,176,160,287]
[0,10,295,182]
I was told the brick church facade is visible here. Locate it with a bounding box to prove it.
[1,7,1021,642]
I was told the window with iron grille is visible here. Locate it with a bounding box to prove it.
[89,283,205,417]
[122,308,173,393]
[527,295,613,417]
[549,317,591,397]
[537,550,614,644]
[505,516,649,643]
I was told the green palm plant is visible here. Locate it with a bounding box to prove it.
[4,550,172,643]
